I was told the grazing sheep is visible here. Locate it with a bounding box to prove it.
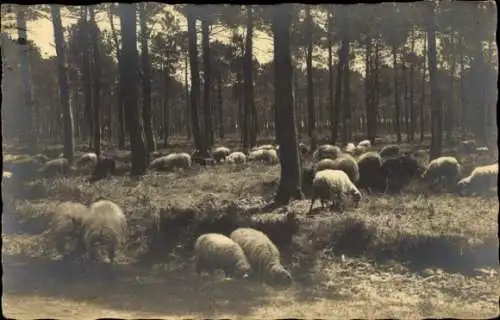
[381,154,422,193]
[421,156,462,191]
[379,145,400,158]
[248,149,279,165]
[357,151,385,192]
[39,158,72,178]
[331,154,360,184]
[312,144,342,161]
[150,152,192,171]
[457,163,498,196]
[354,145,367,157]
[193,233,251,279]
[89,156,116,182]
[344,143,356,155]
[253,144,276,152]
[226,151,247,164]
[357,139,371,149]
[82,200,127,264]
[315,158,337,172]
[230,227,292,286]
[49,201,89,260]
[459,140,476,153]
[212,147,231,163]
[308,169,362,214]
[75,152,98,168]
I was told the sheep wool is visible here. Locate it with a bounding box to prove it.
[344,143,356,155]
[475,147,489,155]
[212,147,231,163]
[457,163,498,196]
[76,152,98,168]
[357,151,385,192]
[150,152,192,171]
[39,158,72,178]
[315,158,337,173]
[379,145,400,158]
[193,233,251,279]
[309,169,362,214]
[459,140,476,153]
[230,227,292,286]
[357,139,371,149]
[248,149,279,165]
[331,154,360,184]
[252,144,276,152]
[49,201,89,258]
[226,151,247,164]
[312,144,342,161]
[421,156,462,190]
[82,200,127,264]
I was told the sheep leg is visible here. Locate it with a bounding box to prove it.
[307,199,316,216]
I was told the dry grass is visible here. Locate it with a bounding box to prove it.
[2,144,499,319]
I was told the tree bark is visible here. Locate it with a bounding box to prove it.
[409,31,415,142]
[217,69,224,139]
[201,19,214,148]
[305,5,317,150]
[272,3,303,204]
[90,7,101,156]
[341,40,351,145]
[392,45,401,143]
[420,32,427,142]
[119,3,149,175]
[245,5,257,148]
[51,4,75,162]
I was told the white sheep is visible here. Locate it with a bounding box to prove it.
[49,201,89,259]
[248,149,279,165]
[149,152,192,171]
[457,163,498,196]
[421,156,462,191]
[308,169,362,214]
[193,233,251,279]
[475,146,489,155]
[230,227,292,286]
[75,152,98,168]
[344,143,356,155]
[357,139,371,149]
[212,147,231,163]
[315,158,337,172]
[312,144,342,161]
[252,144,276,152]
[331,154,360,184]
[226,151,247,164]
[82,199,127,264]
[354,145,367,156]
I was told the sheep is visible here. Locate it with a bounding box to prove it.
[150,152,192,171]
[49,201,89,260]
[357,139,371,149]
[75,152,98,168]
[354,145,367,157]
[230,227,292,286]
[314,158,337,173]
[38,158,72,178]
[3,171,13,179]
[344,142,356,155]
[357,151,385,192]
[457,163,498,196]
[312,144,342,161]
[379,144,400,158]
[381,154,422,193]
[193,233,251,279]
[421,156,462,192]
[298,142,308,155]
[82,200,127,264]
[212,147,231,163]
[308,169,362,214]
[248,149,279,165]
[226,151,247,164]
[33,153,49,164]
[331,154,360,184]
[475,146,489,155]
[89,156,116,182]
[252,144,276,152]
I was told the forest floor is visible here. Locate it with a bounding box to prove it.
[2,140,499,319]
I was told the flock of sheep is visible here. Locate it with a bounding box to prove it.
[2,137,498,286]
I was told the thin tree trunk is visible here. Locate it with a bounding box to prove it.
[342,40,351,144]
[245,5,257,148]
[119,3,149,175]
[184,54,191,139]
[305,5,317,150]
[51,4,75,162]
[272,3,303,204]
[333,55,343,145]
[409,31,415,142]
[81,7,93,148]
[420,32,427,142]
[328,11,335,144]
[446,34,456,144]
[90,7,101,156]
[392,45,401,143]
[217,70,224,139]
[201,19,214,148]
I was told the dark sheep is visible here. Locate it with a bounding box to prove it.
[381,154,422,193]
[357,151,385,193]
[379,145,400,158]
[89,156,116,182]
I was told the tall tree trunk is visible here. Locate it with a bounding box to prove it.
[90,7,101,156]
[427,5,442,160]
[458,36,466,139]
[201,19,214,149]
[16,6,37,152]
[119,3,149,175]
[51,4,75,163]
[328,10,335,144]
[420,32,427,142]
[272,3,303,205]
[409,31,415,142]
[305,5,317,150]
[374,40,380,139]
[446,34,456,144]
[403,61,410,142]
[245,5,257,148]
[81,7,93,148]
[163,97,170,148]
[217,69,224,139]
[139,3,156,153]
[392,45,401,143]
[187,6,205,155]
[184,55,191,139]
[294,72,302,139]
[333,54,343,145]
[365,39,376,143]
[342,40,351,145]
